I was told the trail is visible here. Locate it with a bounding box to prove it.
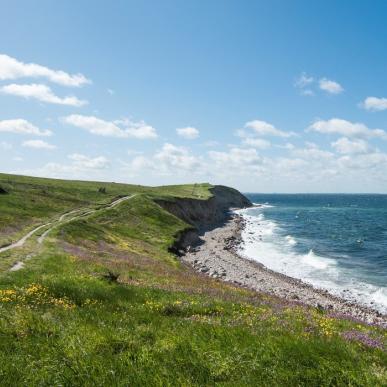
[2,194,136,268]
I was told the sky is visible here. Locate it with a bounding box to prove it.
[2,0,387,192]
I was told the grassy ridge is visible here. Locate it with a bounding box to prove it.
[0,173,386,386]
[0,173,211,246]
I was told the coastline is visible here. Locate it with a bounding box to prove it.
[182,213,387,328]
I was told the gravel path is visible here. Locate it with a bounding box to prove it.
[3,194,136,271]
[183,214,387,327]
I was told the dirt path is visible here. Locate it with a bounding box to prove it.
[2,194,136,268]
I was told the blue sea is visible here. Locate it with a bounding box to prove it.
[236,194,387,313]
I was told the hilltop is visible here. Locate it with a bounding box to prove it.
[0,173,385,386]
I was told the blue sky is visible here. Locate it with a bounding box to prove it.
[2,0,387,192]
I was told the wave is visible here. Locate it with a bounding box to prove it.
[253,202,275,208]
[236,206,387,314]
[285,235,297,246]
[301,249,337,270]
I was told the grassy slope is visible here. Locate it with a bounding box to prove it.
[0,173,386,386]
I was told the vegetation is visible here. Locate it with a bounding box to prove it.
[0,173,385,386]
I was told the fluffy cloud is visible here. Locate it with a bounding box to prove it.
[338,152,387,170]
[128,143,202,176]
[291,143,334,160]
[319,78,344,94]
[361,97,387,112]
[0,54,90,87]
[242,137,271,149]
[331,137,369,154]
[62,115,157,139]
[11,153,110,180]
[155,143,201,171]
[208,147,263,173]
[22,139,56,150]
[243,120,294,138]
[308,118,387,139]
[0,119,52,136]
[1,83,87,106]
[294,73,343,96]
[176,126,199,139]
[68,153,109,169]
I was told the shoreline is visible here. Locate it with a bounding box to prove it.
[183,213,387,328]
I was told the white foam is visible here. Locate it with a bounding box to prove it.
[236,206,387,314]
[253,203,274,208]
[285,235,297,246]
[301,249,336,270]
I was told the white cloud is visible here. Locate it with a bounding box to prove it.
[295,72,314,88]
[62,115,158,139]
[68,153,110,169]
[294,73,314,96]
[243,120,294,138]
[0,54,90,87]
[10,153,110,180]
[361,96,387,112]
[176,126,199,139]
[0,119,52,136]
[295,73,343,96]
[338,152,387,170]
[242,137,271,149]
[209,147,263,172]
[331,137,369,154]
[22,139,56,150]
[127,143,202,176]
[278,143,295,150]
[291,144,334,160]
[319,78,344,94]
[154,143,201,172]
[1,83,87,107]
[308,118,387,139]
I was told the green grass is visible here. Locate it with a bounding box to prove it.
[0,173,211,247]
[0,173,386,386]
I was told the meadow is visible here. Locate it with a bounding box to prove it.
[0,173,385,386]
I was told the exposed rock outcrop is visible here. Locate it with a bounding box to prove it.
[157,185,252,255]
[156,185,252,229]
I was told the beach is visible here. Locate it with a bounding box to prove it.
[183,213,387,327]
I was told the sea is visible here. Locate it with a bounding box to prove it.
[236,194,387,314]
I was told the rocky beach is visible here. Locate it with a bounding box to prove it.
[183,212,387,328]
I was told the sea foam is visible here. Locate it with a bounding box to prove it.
[236,205,387,314]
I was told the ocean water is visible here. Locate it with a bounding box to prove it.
[236,194,387,314]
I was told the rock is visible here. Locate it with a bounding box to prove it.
[317,303,324,311]
[0,186,8,195]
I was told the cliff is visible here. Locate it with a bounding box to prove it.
[155,185,252,254]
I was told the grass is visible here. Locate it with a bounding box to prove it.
[0,173,386,386]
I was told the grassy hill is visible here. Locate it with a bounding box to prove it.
[0,173,385,386]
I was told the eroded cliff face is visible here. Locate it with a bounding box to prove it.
[156,185,251,229]
[155,185,252,254]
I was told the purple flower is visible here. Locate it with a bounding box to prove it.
[341,329,384,350]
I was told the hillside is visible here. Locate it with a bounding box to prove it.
[0,173,385,386]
